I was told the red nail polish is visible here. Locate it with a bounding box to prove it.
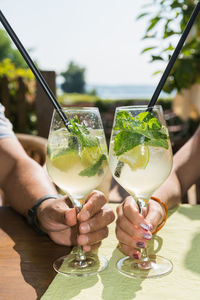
[133,253,139,259]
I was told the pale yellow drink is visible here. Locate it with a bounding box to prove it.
[109,141,172,200]
[46,128,108,201]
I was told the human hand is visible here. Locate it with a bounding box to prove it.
[37,190,115,252]
[116,196,164,259]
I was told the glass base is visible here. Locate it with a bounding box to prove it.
[117,254,173,278]
[53,252,108,277]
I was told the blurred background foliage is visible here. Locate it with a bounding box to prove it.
[0,29,36,134]
[0,28,28,68]
[61,61,86,94]
[0,7,199,151]
[139,0,200,93]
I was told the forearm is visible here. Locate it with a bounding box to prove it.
[153,169,182,210]
[2,156,57,217]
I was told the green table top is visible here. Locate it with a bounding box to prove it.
[42,204,200,300]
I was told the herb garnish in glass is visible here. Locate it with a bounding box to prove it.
[109,105,173,278]
[46,107,108,276]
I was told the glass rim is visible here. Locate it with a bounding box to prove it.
[115,105,162,111]
[55,106,100,112]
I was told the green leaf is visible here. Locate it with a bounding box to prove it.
[141,46,157,54]
[114,131,142,156]
[69,116,99,148]
[146,16,161,32]
[164,44,174,51]
[151,55,164,61]
[163,30,177,39]
[144,137,168,149]
[171,2,182,9]
[114,111,134,130]
[137,12,150,20]
[113,111,169,156]
[153,70,162,75]
[79,154,107,177]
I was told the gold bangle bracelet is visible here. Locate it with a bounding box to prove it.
[150,196,168,234]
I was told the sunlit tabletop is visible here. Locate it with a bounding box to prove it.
[1,204,200,300]
[41,203,200,300]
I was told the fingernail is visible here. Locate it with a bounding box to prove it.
[140,223,150,231]
[80,210,90,221]
[133,253,140,259]
[149,224,153,231]
[79,223,90,233]
[142,233,152,240]
[78,235,88,245]
[136,242,145,248]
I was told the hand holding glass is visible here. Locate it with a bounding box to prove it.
[46,107,108,276]
[109,105,173,278]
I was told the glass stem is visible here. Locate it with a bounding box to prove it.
[74,201,87,262]
[74,245,87,262]
[137,199,150,263]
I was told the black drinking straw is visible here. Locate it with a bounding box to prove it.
[148,2,200,110]
[0,10,71,131]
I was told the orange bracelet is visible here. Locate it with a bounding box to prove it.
[150,196,168,234]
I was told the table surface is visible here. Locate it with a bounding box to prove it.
[43,204,200,300]
[0,207,71,300]
[1,204,200,300]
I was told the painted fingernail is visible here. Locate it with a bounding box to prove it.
[149,224,153,231]
[80,223,90,233]
[80,210,90,221]
[136,242,145,248]
[133,253,140,259]
[140,223,150,231]
[142,233,152,240]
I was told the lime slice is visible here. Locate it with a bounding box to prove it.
[119,145,149,170]
[51,150,80,171]
[80,146,101,167]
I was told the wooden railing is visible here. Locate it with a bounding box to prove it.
[0,71,56,137]
[0,76,29,132]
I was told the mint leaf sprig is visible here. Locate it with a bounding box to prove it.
[113,111,169,156]
[68,116,107,177]
[79,154,107,177]
[69,116,99,148]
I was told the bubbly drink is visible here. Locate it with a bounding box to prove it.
[109,141,172,200]
[46,128,108,201]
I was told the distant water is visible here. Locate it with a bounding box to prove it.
[86,84,172,100]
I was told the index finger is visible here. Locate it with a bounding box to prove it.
[78,190,107,221]
[122,197,151,230]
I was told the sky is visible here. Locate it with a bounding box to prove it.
[0,0,167,86]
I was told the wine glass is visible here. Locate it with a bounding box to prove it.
[109,105,173,278]
[46,107,108,276]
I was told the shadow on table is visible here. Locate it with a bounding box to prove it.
[184,231,200,275]
[45,274,98,300]
[99,248,143,300]
[99,235,163,300]
[177,205,200,220]
[0,208,69,300]
[176,205,200,275]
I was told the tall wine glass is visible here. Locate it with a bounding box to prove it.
[109,105,173,278]
[46,107,108,276]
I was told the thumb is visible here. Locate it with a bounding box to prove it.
[64,208,77,226]
[145,200,164,232]
[52,206,77,226]
[38,202,77,232]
